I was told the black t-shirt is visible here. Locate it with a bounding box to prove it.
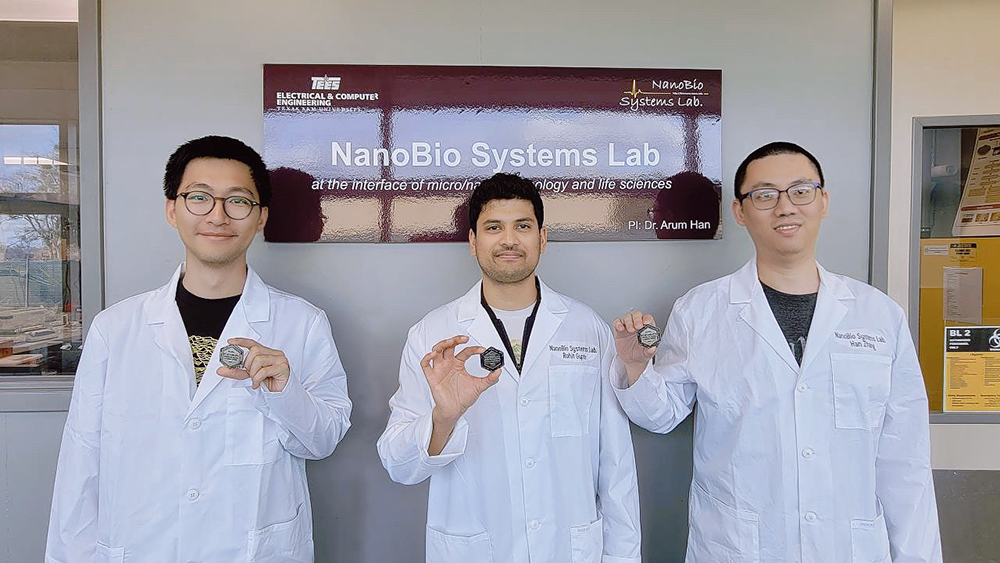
[175,279,240,385]
[761,282,818,365]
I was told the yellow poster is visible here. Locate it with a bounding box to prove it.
[944,326,1000,412]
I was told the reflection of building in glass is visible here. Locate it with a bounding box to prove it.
[405,196,470,242]
[264,67,721,242]
[320,198,382,242]
[544,195,618,236]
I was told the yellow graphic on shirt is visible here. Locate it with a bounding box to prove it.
[189,335,218,385]
[511,338,523,366]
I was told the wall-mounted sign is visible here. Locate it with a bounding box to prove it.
[944,326,1000,412]
[262,64,722,243]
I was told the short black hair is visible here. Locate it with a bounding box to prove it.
[733,141,824,199]
[163,136,272,207]
[468,173,544,233]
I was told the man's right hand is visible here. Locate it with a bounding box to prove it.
[612,310,658,387]
[422,335,501,455]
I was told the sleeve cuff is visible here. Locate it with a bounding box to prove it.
[417,412,469,467]
[610,355,633,390]
[612,361,666,417]
[252,371,309,421]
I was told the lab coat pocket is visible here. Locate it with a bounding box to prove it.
[96,542,125,563]
[570,516,604,563]
[426,527,493,563]
[831,353,892,430]
[549,366,598,437]
[248,502,312,563]
[226,388,282,466]
[688,483,759,563]
[850,510,891,563]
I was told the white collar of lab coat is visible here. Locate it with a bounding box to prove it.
[144,263,270,414]
[456,276,569,322]
[728,258,855,304]
[730,258,856,373]
[456,276,569,380]
[145,263,271,325]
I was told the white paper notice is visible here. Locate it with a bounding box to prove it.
[952,127,1000,236]
[943,267,983,324]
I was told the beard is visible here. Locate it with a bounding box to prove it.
[477,252,538,284]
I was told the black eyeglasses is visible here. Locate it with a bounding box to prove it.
[176,187,261,220]
[737,182,823,210]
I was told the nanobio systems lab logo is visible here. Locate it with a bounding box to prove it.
[620,78,709,112]
[311,75,342,90]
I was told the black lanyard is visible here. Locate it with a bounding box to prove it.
[480,277,542,373]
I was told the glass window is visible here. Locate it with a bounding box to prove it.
[918,125,1000,414]
[0,18,82,375]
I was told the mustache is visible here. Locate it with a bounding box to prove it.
[493,245,524,257]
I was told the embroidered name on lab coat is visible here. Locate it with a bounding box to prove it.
[549,343,598,362]
[834,330,887,352]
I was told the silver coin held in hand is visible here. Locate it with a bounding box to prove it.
[480,346,505,372]
[636,324,662,348]
[219,344,245,369]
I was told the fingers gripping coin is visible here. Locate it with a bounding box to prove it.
[216,338,291,392]
[421,335,501,422]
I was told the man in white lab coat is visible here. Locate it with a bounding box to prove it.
[46,136,352,563]
[377,173,641,563]
[613,142,942,563]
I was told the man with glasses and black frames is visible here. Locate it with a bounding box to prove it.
[46,136,352,563]
[612,142,941,562]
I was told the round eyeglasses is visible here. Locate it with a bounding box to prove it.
[176,190,261,220]
[737,182,822,210]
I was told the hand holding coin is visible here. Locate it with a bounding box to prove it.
[217,337,290,392]
[421,335,501,425]
[612,310,659,386]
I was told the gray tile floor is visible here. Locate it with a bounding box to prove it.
[935,470,1000,563]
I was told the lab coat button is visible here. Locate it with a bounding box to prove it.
[519,398,529,406]
[187,489,199,501]
[530,520,541,530]
[804,511,817,522]
[797,383,808,392]
[802,448,814,458]
[525,458,535,468]
[188,418,201,429]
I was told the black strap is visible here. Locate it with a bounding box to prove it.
[480,277,542,373]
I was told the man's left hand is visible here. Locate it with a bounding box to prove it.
[217,337,290,392]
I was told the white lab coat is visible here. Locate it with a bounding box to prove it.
[377,280,641,563]
[46,265,352,563]
[614,260,941,563]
